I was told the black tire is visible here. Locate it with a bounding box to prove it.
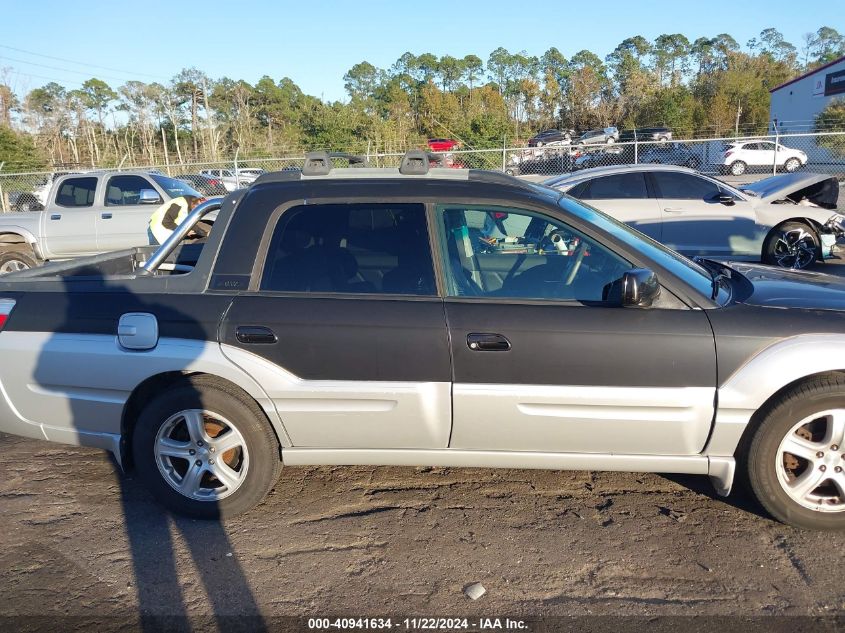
[729,160,746,176]
[0,246,38,275]
[762,221,820,270]
[784,157,802,173]
[746,375,845,529]
[132,375,282,518]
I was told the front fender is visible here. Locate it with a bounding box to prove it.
[705,334,845,455]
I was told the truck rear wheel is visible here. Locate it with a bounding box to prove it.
[0,246,37,275]
[132,375,282,518]
[746,375,845,529]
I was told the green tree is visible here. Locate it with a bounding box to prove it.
[437,55,463,91]
[815,99,845,155]
[0,125,47,170]
[462,55,484,91]
[0,83,19,127]
[343,61,381,101]
[173,67,211,158]
[800,27,844,68]
[653,34,691,86]
[78,78,117,127]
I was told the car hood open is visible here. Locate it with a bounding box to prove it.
[729,262,845,311]
[740,173,840,209]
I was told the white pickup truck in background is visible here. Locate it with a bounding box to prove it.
[0,171,203,273]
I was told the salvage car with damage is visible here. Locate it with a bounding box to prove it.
[1,151,845,529]
[545,166,845,270]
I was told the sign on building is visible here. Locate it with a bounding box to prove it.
[825,69,845,97]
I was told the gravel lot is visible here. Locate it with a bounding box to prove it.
[1,187,845,630]
[2,432,845,630]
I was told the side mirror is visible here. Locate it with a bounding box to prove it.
[716,193,735,206]
[602,269,661,308]
[139,189,162,204]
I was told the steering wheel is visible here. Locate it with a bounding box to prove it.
[563,239,587,285]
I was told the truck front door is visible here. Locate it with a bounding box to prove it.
[97,174,164,251]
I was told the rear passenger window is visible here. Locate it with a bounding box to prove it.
[55,177,97,208]
[261,204,436,295]
[578,173,648,200]
[652,172,721,200]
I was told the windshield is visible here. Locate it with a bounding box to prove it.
[151,175,202,199]
[558,195,725,303]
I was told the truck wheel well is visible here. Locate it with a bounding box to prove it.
[0,233,27,245]
[120,371,282,471]
[734,370,845,462]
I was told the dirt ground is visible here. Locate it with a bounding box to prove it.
[1,432,845,631]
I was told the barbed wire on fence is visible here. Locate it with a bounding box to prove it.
[2,132,845,212]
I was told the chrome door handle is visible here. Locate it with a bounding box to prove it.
[101,212,113,219]
[663,207,683,213]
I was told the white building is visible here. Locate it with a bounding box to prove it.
[769,55,845,133]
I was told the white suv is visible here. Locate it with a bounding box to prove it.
[719,140,806,176]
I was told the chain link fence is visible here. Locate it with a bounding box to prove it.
[2,133,845,213]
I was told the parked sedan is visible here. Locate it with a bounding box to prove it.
[528,129,575,147]
[545,165,844,269]
[177,174,229,196]
[573,147,628,170]
[238,168,267,179]
[427,138,460,152]
[199,169,254,191]
[718,140,807,176]
[639,143,701,169]
[618,127,673,143]
[577,126,619,146]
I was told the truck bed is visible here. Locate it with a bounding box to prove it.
[0,243,208,290]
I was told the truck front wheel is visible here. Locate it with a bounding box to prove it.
[746,375,845,529]
[132,376,282,518]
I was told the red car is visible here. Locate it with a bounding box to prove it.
[427,138,460,152]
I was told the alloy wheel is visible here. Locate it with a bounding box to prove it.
[776,410,845,513]
[154,409,250,501]
[0,259,31,274]
[771,227,817,269]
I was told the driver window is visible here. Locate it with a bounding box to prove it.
[438,205,631,302]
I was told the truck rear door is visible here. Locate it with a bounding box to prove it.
[42,176,100,258]
[218,200,452,450]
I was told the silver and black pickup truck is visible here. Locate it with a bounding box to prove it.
[1,150,845,529]
[0,170,202,273]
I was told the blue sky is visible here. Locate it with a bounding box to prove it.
[1,0,841,101]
